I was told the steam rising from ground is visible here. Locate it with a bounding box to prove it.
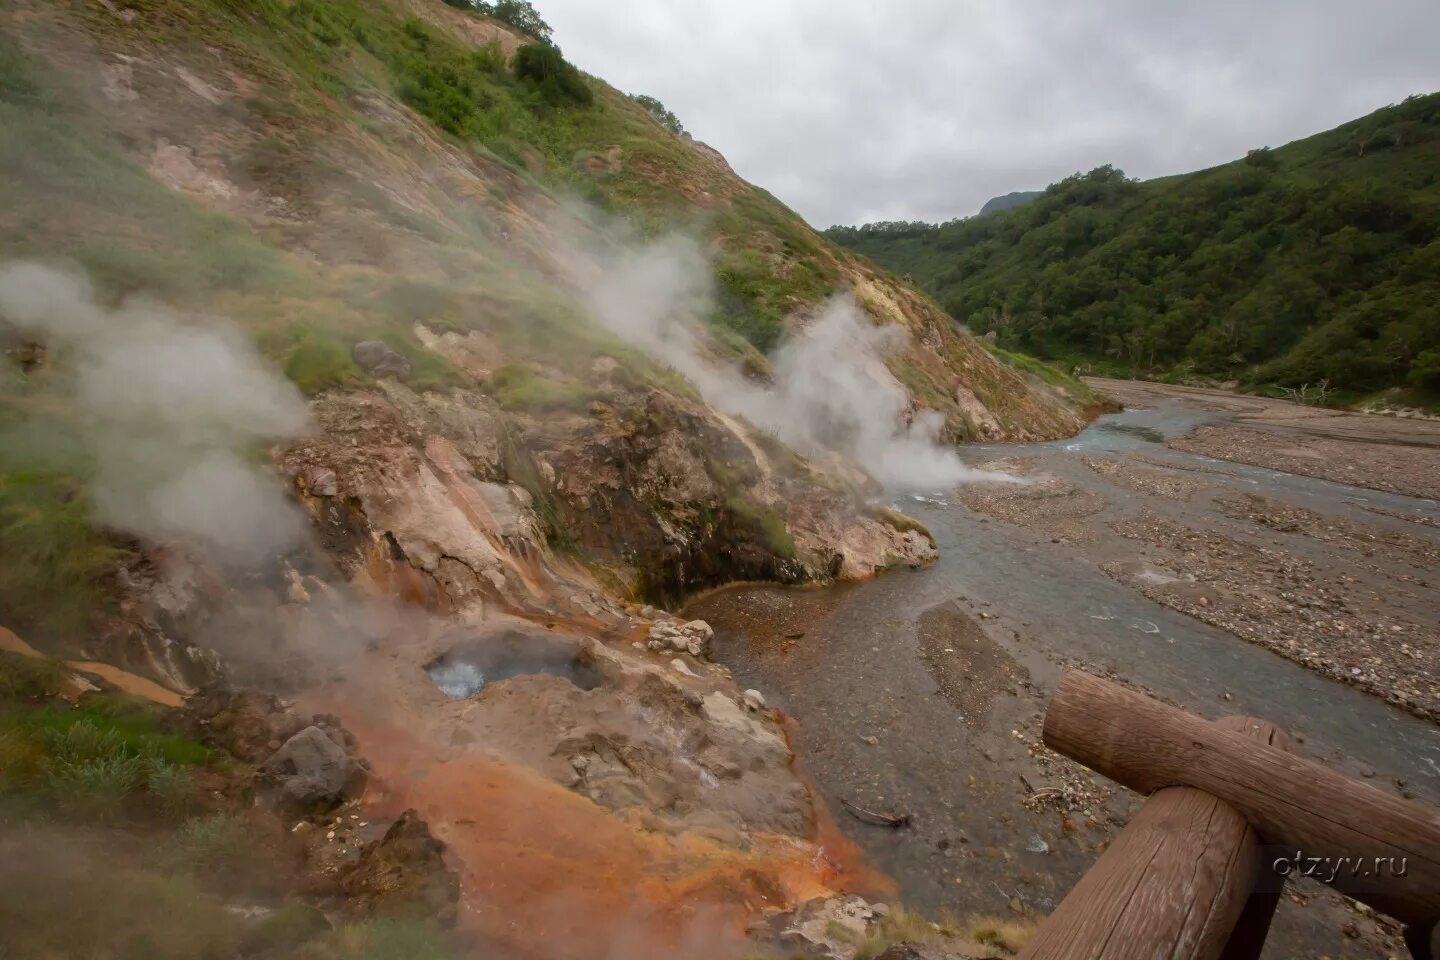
[574,236,1011,490]
[0,262,310,562]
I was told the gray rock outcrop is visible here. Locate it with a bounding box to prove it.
[261,725,366,812]
[351,340,412,379]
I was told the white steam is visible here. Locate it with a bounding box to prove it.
[572,236,1011,490]
[0,262,310,562]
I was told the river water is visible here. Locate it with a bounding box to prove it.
[686,389,1440,956]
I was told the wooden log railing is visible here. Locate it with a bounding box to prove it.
[1017,670,1440,960]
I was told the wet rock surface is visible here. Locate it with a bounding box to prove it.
[917,602,1028,727]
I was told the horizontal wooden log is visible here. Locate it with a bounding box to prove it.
[1018,716,1288,960]
[1042,670,1440,929]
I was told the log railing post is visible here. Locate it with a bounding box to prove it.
[1018,670,1440,958]
[1016,715,1290,960]
[1211,716,1290,960]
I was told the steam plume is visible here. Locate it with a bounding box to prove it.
[0,261,310,562]
[569,235,1012,490]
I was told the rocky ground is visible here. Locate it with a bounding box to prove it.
[1105,510,1439,725]
[1169,423,1440,500]
[1217,492,1440,571]
[954,460,1107,544]
[1081,455,1208,501]
[1087,379,1440,500]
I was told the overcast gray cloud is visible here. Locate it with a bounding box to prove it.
[536,0,1440,227]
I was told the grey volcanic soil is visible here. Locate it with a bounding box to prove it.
[687,382,1440,960]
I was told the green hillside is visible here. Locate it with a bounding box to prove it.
[1,0,1088,650]
[827,93,1440,407]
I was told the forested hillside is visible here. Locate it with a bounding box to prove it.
[828,93,1440,407]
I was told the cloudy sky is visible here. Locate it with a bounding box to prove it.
[535,1,1440,228]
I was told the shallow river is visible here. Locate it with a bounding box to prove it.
[687,391,1440,956]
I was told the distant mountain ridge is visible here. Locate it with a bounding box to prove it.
[826,93,1440,407]
[978,190,1041,216]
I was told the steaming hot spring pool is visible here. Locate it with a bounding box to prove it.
[427,630,602,699]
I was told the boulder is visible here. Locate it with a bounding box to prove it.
[773,895,883,960]
[680,619,713,640]
[351,340,412,379]
[742,689,767,712]
[339,809,459,926]
[261,725,365,812]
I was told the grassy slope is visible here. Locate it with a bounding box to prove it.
[0,0,1080,646]
[827,93,1440,408]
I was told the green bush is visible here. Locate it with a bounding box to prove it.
[631,93,684,136]
[0,471,125,646]
[145,757,201,818]
[0,700,212,821]
[240,901,332,955]
[0,651,67,701]
[26,698,213,767]
[279,330,367,394]
[0,852,242,960]
[1410,349,1440,390]
[512,43,592,107]
[168,813,252,874]
[46,750,146,819]
[479,0,553,42]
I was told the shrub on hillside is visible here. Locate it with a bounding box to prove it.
[0,471,125,646]
[483,0,553,42]
[512,43,591,107]
[631,94,685,136]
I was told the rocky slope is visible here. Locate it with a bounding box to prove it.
[0,1,1090,956]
